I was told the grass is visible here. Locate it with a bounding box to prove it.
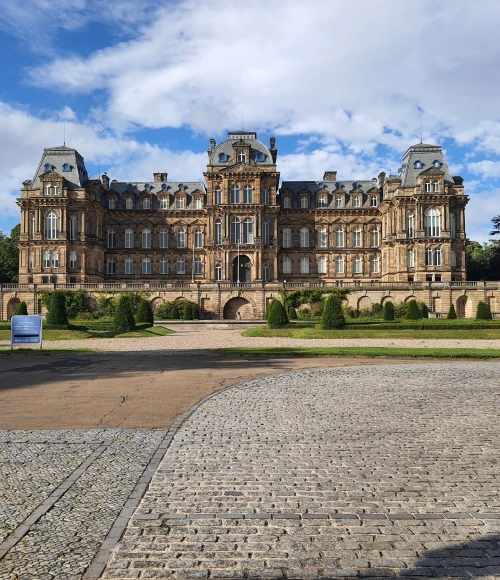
[216,346,500,359]
[0,348,93,356]
[0,326,173,341]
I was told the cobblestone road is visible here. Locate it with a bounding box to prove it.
[102,363,500,580]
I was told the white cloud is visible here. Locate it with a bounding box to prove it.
[467,160,500,179]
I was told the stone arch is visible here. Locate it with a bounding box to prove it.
[357,296,372,310]
[381,295,394,305]
[222,293,257,320]
[7,297,21,320]
[456,295,468,318]
[150,296,164,311]
[404,295,416,303]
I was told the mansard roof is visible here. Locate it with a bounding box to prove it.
[281,180,378,194]
[109,181,206,195]
[210,131,274,167]
[400,142,454,187]
[32,145,89,190]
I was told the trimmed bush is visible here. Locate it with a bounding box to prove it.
[113,294,136,330]
[191,304,199,320]
[383,301,395,321]
[265,299,278,320]
[447,304,458,319]
[46,291,69,326]
[371,303,382,317]
[171,303,180,320]
[267,299,289,328]
[14,301,28,315]
[320,295,346,330]
[419,302,429,318]
[183,303,193,320]
[136,299,154,326]
[405,299,421,320]
[476,301,492,320]
[288,306,298,320]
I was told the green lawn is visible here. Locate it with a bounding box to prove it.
[0,326,173,341]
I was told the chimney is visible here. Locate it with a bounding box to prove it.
[101,172,110,189]
[153,172,168,182]
[270,137,276,150]
[323,171,337,181]
[378,171,386,187]
[210,138,216,150]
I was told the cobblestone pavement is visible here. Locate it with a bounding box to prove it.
[0,429,167,579]
[101,363,500,580]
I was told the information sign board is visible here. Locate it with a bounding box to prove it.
[11,315,43,349]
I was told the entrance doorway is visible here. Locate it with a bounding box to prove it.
[223,297,253,319]
[232,255,251,283]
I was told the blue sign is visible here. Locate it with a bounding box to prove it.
[11,315,43,347]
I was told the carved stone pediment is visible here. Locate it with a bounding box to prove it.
[219,163,263,174]
[40,170,62,181]
[418,167,445,177]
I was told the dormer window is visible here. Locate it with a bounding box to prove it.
[433,160,442,168]
[371,195,378,207]
[142,197,151,209]
[335,182,343,190]
[62,163,71,172]
[352,196,360,208]
[177,198,185,209]
[108,198,116,210]
[237,151,246,163]
[161,183,169,190]
[255,151,266,162]
[178,183,185,190]
[414,160,423,169]
[317,196,327,208]
[144,183,152,191]
[44,163,53,172]
[218,152,229,163]
[300,196,309,209]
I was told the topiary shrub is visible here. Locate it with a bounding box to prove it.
[265,299,277,320]
[267,299,288,328]
[183,303,193,320]
[476,301,492,320]
[383,301,395,321]
[371,303,382,317]
[447,304,458,319]
[405,299,422,320]
[14,301,28,315]
[320,295,346,330]
[171,303,180,320]
[288,306,298,320]
[394,301,408,318]
[136,299,154,326]
[113,294,136,330]
[419,302,429,318]
[46,291,69,326]
[191,304,199,320]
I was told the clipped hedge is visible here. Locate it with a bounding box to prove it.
[136,300,154,326]
[476,301,492,320]
[14,302,28,315]
[320,295,346,330]
[447,304,457,319]
[267,299,289,328]
[383,301,395,321]
[46,291,69,326]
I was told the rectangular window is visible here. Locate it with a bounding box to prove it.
[108,198,116,209]
[177,230,186,249]
[353,258,362,274]
[317,228,327,248]
[407,249,415,268]
[335,196,342,208]
[262,220,270,245]
[160,260,168,275]
[177,198,185,209]
[142,260,151,274]
[177,259,185,274]
[108,231,116,249]
[352,196,360,208]
[335,258,344,274]
[407,215,414,239]
[160,197,168,209]
[125,231,134,248]
[43,251,50,268]
[300,197,309,208]
[51,251,59,268]
[262,188,270,205]
[317,257,327,274]
[283,258,292,274]
[29,252,35,270]
[451,249,457,267]
[195,198,202,209]
[126,198,134,209]
[125,259,134,275]
[69,251,77,269]
[107,260,116,274]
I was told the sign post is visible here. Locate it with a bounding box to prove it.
[11,315,43,350]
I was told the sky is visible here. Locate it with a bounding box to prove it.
[0,0,499,242]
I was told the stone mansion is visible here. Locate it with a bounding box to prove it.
[17,131,468,287]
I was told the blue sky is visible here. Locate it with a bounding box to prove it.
[0,0,499,242]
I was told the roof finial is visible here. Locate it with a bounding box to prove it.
[242,111,244,131]
[63,122,66,146]
[419,114,423,143]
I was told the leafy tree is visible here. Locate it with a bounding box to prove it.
[136,299,154,325]
[14,301,28,315]
[383,301,395,321]
[171,303,180,320]
[476,300,492,320]
[288,306,298,320]
[113,294,136,329]
[405,299,421,320]
[65,290,89,318]
[0,224,20,283]
[320,295,346,329]
[46,291,69,326]
[447,304,457,319]
[267,299,288,328]
[419,301,429,318]
[466,240,500,280]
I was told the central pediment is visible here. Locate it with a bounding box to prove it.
[218,163,264,174]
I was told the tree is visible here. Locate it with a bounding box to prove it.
[419,302,429,318]
[466,240,500,280]
[183,303,193,320]
[265,299,278,320]
[171,303,180,320]
[288,306,298,320]
[447,304,457,319]
[267,299,289,328]
[405,299,421,320]
[191,304,199,320]
[320,295,346,330]
[0,224,20,283]
[14,301,28,315]
[46,290,69,326]
[136,299,154,325]
[476,301,492,320]
[113,294,136,330]
[383,301,395,321]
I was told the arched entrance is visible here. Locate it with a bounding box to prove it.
[232,255,251,283]
[456,295,467,318]
[223,297,253,319]
[7,297,21,319]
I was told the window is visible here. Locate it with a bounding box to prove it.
[194,258,203,275]
[335,256,344,274]
[335,196,342,208]
[107,229,116,249]
[371,195,378,207]
[125,229,134,249]
[262,263,270,281]
[230,185,240,204]
[300,228,309,248]
[215,264,222,281]
[407,249,415,268]
[255,151,266,162]
[177,198,185,209]
[195,198,202,209]
[370,257,380,274]
[230,218,241,244]
[177,259,185,274]
[215,219,222,246]
[317,227,327,248]
[370,229,379,247]
[177,230,186,248]
[425,181,432,192]
[433,181,440,192]
[109,198,116,209]
[434,247,442,266]
[51,250,59,268]
[62,163,71,172]
[335,228,344,247]
[433,160,442,168]
[353,257,362,274]
[159,228,169,248]
[283,257,292,274]
[160,197,168,209]
[317,256,327,274]
[450,212,456,238]
[262,188,270,205]
[107,259,116,274]
[69,215,77,240]
[194,228,203,248]
[142,198,151,209]
[352,196,360,208]
[262,219,270,245]
[214,186,222,205]
[243,218,254,244]
[160,258,168,275]
[424,208,441,237]
[414,160,423,169]
[126,197,134,209]
[300,257,309,274]
[142,258,151,274]
[29,252,35,270]
[425,247,433,266]
[44,211,60,240]
[237,151,246,163]
[353,228,362,247]
[218,152,228,163]
[425,247,442,266]
[451,248,457,267]
[317,196,327,208]
[283,196,291,209]
[243,184,253,204]
[142,229,151,249]
[43,183,59,195]
[300,196,309,209]
[29,215,35,239]
[283,228,292,248]
[407,214,415,238]
[43,250,50,268]
[44,163,52,172]
[125,258,134,275]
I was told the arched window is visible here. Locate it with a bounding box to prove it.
[230,185,240,204]
[142,197,151,209]
[450,212,456,238]
[126,197,134,209]
[69,251,77,269]
[159,228,169,248]
[370,229,380,247]
[215,219,222,246]
[243,218,254,244]
[262,188,270,205]
[214,186,222,205]
[29,215,35,239]
[237,151,246,163]
[300,257,309,274]
[69,215,78,240]
[424,208,441,237]
[353,256,363,274]
[352,196,360,208]
[407,214,415,238]
[353,228,362,247]
[407,249,415,268]
[195,198,202,209]
[125,258,134,274]
[371,195,378,207]
[317,227,327,248]
[177,230,186,248]
[215,264,222,281]
[44,163,52,172]
[433,181,440,192]
[262,263,270,281]
[317,256,327,274]
[62,163,71,172]
[108,198,116,210]
[262,219,270,245]
[370,257,380,273]
[28,252,34,270]
[107,258,116,274]
[425,181,432,192]
[177,258,185,274]
[160,258,168,275]
[283,228,292,248]
[43,250,50,268]
[142,228,151,249]
[125,228,134,248]
[425,247,433,266]
[194,228,203,248]
[243,184,253,204]
[51,250,59,268]
[177,198,185,209]
[300,228,309,248]
[230,218,241,244]
[283,196,291,209]
[335,256,345,273]
[434,247,442,266]
[317,196,327,208]
[300,196,309,209]
[44,211,60,239]
[335,228,344,247]
[283,257,292,274]
[160,197,168,209]
[194,257,203,275]
[451,248,457,267]
[335,196,342,208]
[107,229,116,249]
[142,258,151,274]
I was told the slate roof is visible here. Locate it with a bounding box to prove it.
[210,131,274,167]
[399,143,454,187]
[108,182,205,195]
[281,180,378,194]
[32,146,89,190]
